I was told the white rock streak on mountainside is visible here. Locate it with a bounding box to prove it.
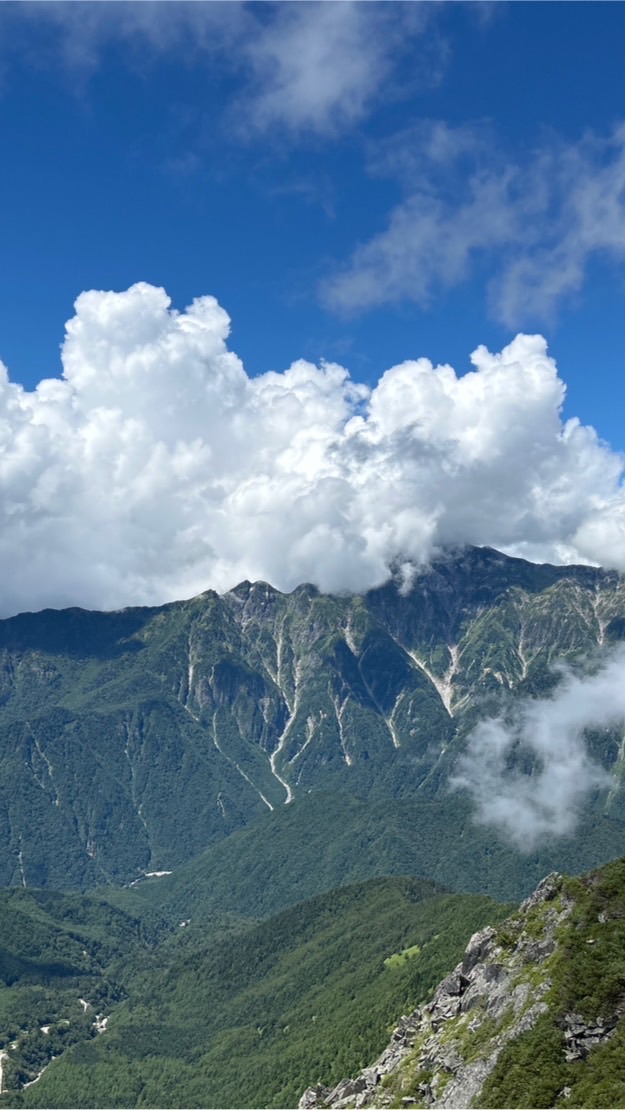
[331,692,353,766]
[516,630,533,682]
[17,841,26,888]
[0,282,624,617]
[211,712,274,811]
[27,723,60,807]
[343,617,359,657]
[386,691,405,749]
[289,717,326,785]
[270,723,296,803]
[269,646,299,803]
[591,588,608,648]
[407,648,457,716]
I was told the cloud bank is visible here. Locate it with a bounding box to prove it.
[452,649,625,850]
[0,281,624,616]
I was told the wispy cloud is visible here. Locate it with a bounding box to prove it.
[3,1,439,138]
[452,649,625,849]
[0,1,246,84]
[495,124,625,325]
[0,283,624,615]
[234,1,434,137]
[323,121,625,327]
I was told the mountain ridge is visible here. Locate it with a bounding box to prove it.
[1,544,625,891]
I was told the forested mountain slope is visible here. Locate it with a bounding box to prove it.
[301,856,625,1110]
[106,787,625,920]
[1,545,625,891]
[6,854,625,1109]
[0,887,153,1098]
[0,877,506,1109]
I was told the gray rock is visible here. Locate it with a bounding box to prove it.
[461,927,497,974]
[298,1084,333,1108]
[433,972,469,1002]
[519,872,561,913]
[561,1010,618,1061]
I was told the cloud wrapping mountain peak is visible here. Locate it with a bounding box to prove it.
[0,282,623,616]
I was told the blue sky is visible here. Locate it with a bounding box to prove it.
[1,2,624,441]
[1,1,625,614]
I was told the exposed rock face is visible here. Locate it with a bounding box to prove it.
[561,1012,619,1062]
[299,874,573,1109]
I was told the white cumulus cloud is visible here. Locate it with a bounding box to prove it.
[0,281,625,616]
[451,649,625,849]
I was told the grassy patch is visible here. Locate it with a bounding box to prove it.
[384,944,422,969]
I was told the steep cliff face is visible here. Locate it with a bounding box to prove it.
[1,545,625,888]
[299,858,625,1109]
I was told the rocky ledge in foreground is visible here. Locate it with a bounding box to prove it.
[299,863,625,1109]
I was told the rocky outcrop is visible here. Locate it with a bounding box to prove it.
[299,1014,425,1110]
[299,874,573,1109]
[561,1011,619,1062]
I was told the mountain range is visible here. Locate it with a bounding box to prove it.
[1,545,625,1106]
[2,544,625,896]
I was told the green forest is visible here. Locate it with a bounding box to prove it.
[0,877,508,1108]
